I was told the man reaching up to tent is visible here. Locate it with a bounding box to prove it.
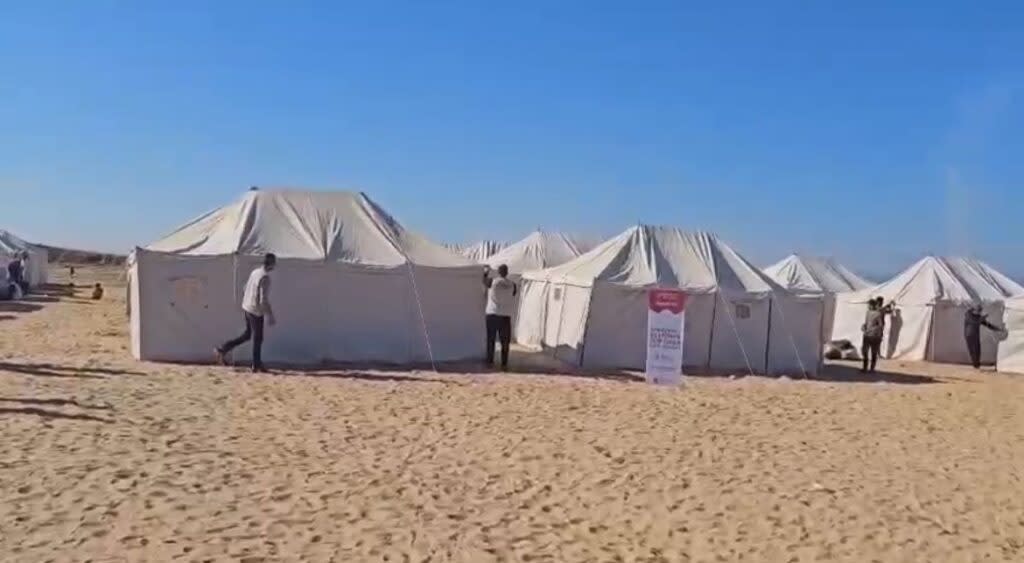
[964,305,1000,370]
[483,264,516,370]
[215,253,276,372]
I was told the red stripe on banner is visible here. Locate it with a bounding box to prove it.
[648,289,687,314]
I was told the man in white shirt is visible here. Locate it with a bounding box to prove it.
[215,253,277,372]
[483,264,517,370]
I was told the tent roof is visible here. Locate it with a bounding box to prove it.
[459,240,507,262]
[522,225,782,294]
[764,254,872,294]
[0,230,37,256]
[844,256,1024,305]
[484,231,589,273]
[145,189,474,267]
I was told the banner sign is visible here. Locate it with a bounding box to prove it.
[646,289,687,385]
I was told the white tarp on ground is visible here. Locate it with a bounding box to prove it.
[131,189,484,365]
[0,229,49,287]
[457,240,506,263]
[515,225,823,376]
[764,254,872,342]
[832,256,1024,365]
[997,295,1024,374]
[484,231,590,275]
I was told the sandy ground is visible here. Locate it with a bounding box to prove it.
[1,266,1023,562]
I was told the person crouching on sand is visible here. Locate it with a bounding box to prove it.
[215,253,276,373]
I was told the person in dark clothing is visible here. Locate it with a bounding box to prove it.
[483,264,517,369]
[964,305,1000,369]
[861,297,897,372]
[6,255,25,294]
[861,299,883,373]
[215,253,277,372]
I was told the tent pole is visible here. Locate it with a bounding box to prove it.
[717,291,756,377]
[406,262,438,373]
[706,293,718,372]
[764,298,773,376]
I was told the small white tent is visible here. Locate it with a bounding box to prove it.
[0,230,48,287]
[515,225,823,376]
[997,295,1024,374]
[764,254,872,342]
[459,240,506,263]
[484,231,590,276]
[831,257,1023,364]
[130,189,484,365]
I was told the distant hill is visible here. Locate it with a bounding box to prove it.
[38,244,126,266]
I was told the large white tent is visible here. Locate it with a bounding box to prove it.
[515,225,823,376]
[458,240,506,262]
[997,295,1024,374]
[831,257,1023,365]
[484,230,591,276]
[130,189,484,365]
[764,254,872,342]
[0,229,48,287]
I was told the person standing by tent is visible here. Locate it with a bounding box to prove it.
[862,297,897,371]
[215,253,276,372]
[6,253,26,294]
[483,264,517,370]
[964,305,1000,369]
[861,298,885,373]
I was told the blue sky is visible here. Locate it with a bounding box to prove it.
[1,1,1021,278]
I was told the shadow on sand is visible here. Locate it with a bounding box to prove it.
[808,363,941,385]
[0,397,113,410]
[276,368,453,384]
[0,406,113,423]
[0,361,145,380]
[0,302,43,314]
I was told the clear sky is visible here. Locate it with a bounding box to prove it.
[1,1,1021,278]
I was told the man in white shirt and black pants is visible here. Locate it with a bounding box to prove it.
[215,253,277,372]
[483,264,516,370]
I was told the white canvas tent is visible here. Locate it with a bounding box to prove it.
[484,230,591,276]
[764,254,872,342]
[997,295,1024,374]
[130,189,484,365]
[459,240,506,262]
[831,257,1023,365]
[515,225,823,376]
[0,229,48,287]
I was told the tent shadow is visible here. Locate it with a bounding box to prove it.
[0,397,114,410]
[38,284,78,297]
[0,361,145,379]
[0,302,43,314]
[20,294,61,304]
[0,406,113,423]
[810,362,941,385]
[277,369,452,384]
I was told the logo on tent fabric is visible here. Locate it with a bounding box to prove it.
[169,276,206,306]
[648,289,687,314]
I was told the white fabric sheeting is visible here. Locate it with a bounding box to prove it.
[997,296,1024,374]
[764,254,872,294]
[132,189,484,365]
[146,189,472,267]
[515,226,822,375]
[132,249,483,364]
[831,256,1022,364]
[0,229,49,287]
[484,231,592,274]
[458,240,507,262]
